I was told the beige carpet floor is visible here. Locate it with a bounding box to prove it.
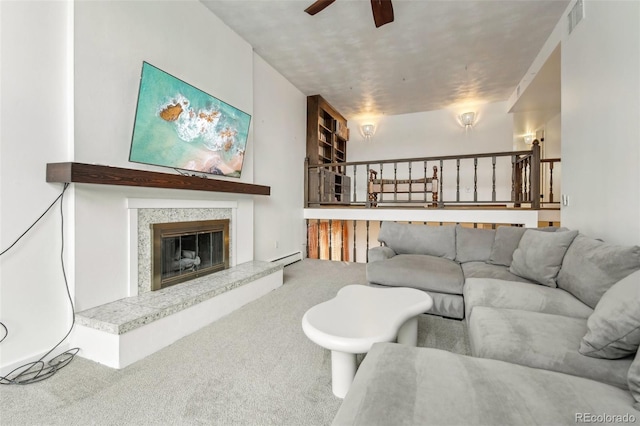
[1,259,469,425]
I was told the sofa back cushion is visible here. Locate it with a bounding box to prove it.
[455,225,495,263]
[509,229,578,287]
[580,270,640,359]
[378,222,456,260]
[557,234,640,308]
[487,226,527,267]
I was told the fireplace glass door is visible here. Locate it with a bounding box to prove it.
[152,220,229,290]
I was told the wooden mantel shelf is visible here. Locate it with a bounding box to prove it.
[46,162,270,196]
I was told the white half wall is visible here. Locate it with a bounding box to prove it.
[252,54,306,261]
[560,0,640,245]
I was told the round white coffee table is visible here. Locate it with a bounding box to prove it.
[301,285,433,398]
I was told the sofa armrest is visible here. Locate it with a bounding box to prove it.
[368,246,396,263]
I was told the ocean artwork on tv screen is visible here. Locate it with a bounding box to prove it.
[129,62,251,178]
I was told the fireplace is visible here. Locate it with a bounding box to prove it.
[151,219,229,291]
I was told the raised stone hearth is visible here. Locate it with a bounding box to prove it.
[74,261,283,368]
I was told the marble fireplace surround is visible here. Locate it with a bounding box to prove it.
[127,198,239,296]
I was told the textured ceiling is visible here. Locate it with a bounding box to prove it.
[201,0,569,120]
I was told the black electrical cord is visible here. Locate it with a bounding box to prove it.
[0,183,80,385]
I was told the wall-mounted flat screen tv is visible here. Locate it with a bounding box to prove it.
[129,62,251,178]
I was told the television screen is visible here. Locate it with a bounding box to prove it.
[129,62,251,178]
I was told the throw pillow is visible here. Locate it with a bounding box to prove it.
[378,221,456,260]
[580,270,640,359]
[455,225,496,263]
[487,226,527,266]
[628,349,640,410]
[557,234,640,308]
[509,229,578,287]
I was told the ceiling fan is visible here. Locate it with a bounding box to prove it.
[305,0,394,28]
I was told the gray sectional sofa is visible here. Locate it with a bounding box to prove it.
[333,222,640,425]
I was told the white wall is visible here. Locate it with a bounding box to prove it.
[71,1,256,312]
[348,101,514,160]
[252,54,306,261]
[561,0,640,244]
[0,1,73,371]
[0,0,263,372]
[347,101,515,203]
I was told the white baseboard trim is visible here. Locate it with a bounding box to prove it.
[270,251,302,267]
[71,269,283,369]
[0,341,71,378]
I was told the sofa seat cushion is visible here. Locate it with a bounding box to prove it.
[462,262,534,283]
[369,283,464,319]
[469,307,633,389]
[332,343,636,426]
[366,254,464,295]
[463,277,593,321]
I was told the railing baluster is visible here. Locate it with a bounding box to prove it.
[456,159,460,202]
[474,157,478,202]
[524,158,529,202]
[492,156,497,202]
[549,161,555,203]
[423,161,428,203]
[306,219,309,259]
[394,162,398,202]
[511,155,517,203]
[408,162,412,202]
[353,220,357,262]
[439,160,444,208]
[379,163,384,204]
[366,220,370,263]
[352,165,357,204]
[366,164,371,208]
[379,221,383,246]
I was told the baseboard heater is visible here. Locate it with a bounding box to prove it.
[271,251,302,266]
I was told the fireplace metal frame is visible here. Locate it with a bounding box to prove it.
[151,219,230,291]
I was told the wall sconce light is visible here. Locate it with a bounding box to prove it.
[458,112,476,130]
[523,133,535,144]
[361,123,376,142]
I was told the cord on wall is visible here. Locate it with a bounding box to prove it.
[0,183,80,385]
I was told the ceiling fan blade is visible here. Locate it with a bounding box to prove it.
[371,0,394,28]
[305,0,336,16]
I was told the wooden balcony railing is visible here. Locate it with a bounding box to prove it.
[305,140,560,209]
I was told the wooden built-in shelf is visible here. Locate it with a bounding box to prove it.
[46,162,270,196]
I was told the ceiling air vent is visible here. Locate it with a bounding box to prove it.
[568,0,584,34]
